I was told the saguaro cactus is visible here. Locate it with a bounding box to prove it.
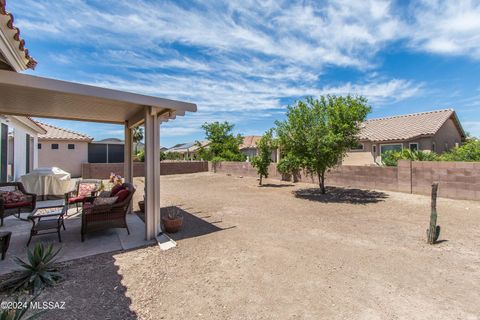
[427,182,441,244]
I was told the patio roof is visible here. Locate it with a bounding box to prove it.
[0,70,196,125]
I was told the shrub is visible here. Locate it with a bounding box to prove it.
[2,243,62,294]
[277,153,302,182]
[439,139,480,162]
[382,149,438,166]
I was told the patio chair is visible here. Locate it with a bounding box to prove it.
[81,182,135,242]
[0,182,37,226]
[65,179,102,213]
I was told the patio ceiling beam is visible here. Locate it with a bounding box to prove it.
[0,70,197,124]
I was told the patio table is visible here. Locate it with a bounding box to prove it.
[27,203,66,246]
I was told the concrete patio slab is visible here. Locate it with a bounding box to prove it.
[156,233,177,250]
[0,203,154,275]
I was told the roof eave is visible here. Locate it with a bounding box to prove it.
[449,110,467,140]
[0,2,36,71]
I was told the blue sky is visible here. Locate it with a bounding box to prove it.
[8,0,480,147]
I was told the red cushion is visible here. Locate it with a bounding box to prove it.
[115,189,130,203]
[110,185,124,196]
[4,201,32,209]
[68,195,86,204]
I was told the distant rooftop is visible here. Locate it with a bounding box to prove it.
[240,136,262,149]
[359,109,465,142]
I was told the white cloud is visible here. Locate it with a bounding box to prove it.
[10,0,437,140]
[408,0,480,58]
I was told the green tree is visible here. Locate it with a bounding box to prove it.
[275,95,371,194]
[201,121,245,161]
[132,126,144,154]
[439,138,480,162]
[277,152,303,182]
[251,129,275,185]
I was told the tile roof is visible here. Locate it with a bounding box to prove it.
[359,109,463,142]
[0,0,37,69]
[240,136,262,149]
[36,121,92,142]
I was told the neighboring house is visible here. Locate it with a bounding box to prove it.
[165,140,209,160]
[240,135,278,162]
[89,138,125,164]
[344,109,466,166]
[37,122,92,177]
[0,116,46,182]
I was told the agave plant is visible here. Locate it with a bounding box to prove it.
[0,296,45,320]
[3,243,62,294]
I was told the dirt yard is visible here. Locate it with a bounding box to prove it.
[13,173,480,319]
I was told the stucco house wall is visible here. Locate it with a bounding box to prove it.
[38,140,89,177]
[431,118,463,153]
[0,116,42,181]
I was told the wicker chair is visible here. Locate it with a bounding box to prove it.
[65,179,102,213]
[0,182,37,226]
[81,183,135,242]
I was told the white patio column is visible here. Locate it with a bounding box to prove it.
[144,107,161,240]
[124,121,133,184]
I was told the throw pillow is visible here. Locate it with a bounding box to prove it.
[110,184,124,196]
[98,190,111,198]
[93,196,118,206]
[115,189,130,203]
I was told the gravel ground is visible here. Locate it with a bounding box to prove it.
[4,172,480,319]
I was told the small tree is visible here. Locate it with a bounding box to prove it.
[275,95,371,194]
[201,121,246,161]
[251,129,275,185]
[132,126,144,154]
[277,152,302,182]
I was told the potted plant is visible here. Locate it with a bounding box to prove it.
[161,207,183,233]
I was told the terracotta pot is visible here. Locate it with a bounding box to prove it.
[138,201,145,213]
[162,216,183,233]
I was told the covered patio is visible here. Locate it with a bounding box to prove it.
[0,70,197,269]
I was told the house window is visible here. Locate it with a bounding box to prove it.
[432,142,436,152]
[350,143,364,151]
[51,143,59,150]
[380,144,402,154]
[68,144,75,150]
[409,143,418,151]
[38,143,42,149]
[372,145,377,154]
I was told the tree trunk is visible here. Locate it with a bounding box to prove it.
[318,170,326,194]
[259,175,263,186]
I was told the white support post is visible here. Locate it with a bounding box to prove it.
[144,107,161,240]
[124,121,133,184]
